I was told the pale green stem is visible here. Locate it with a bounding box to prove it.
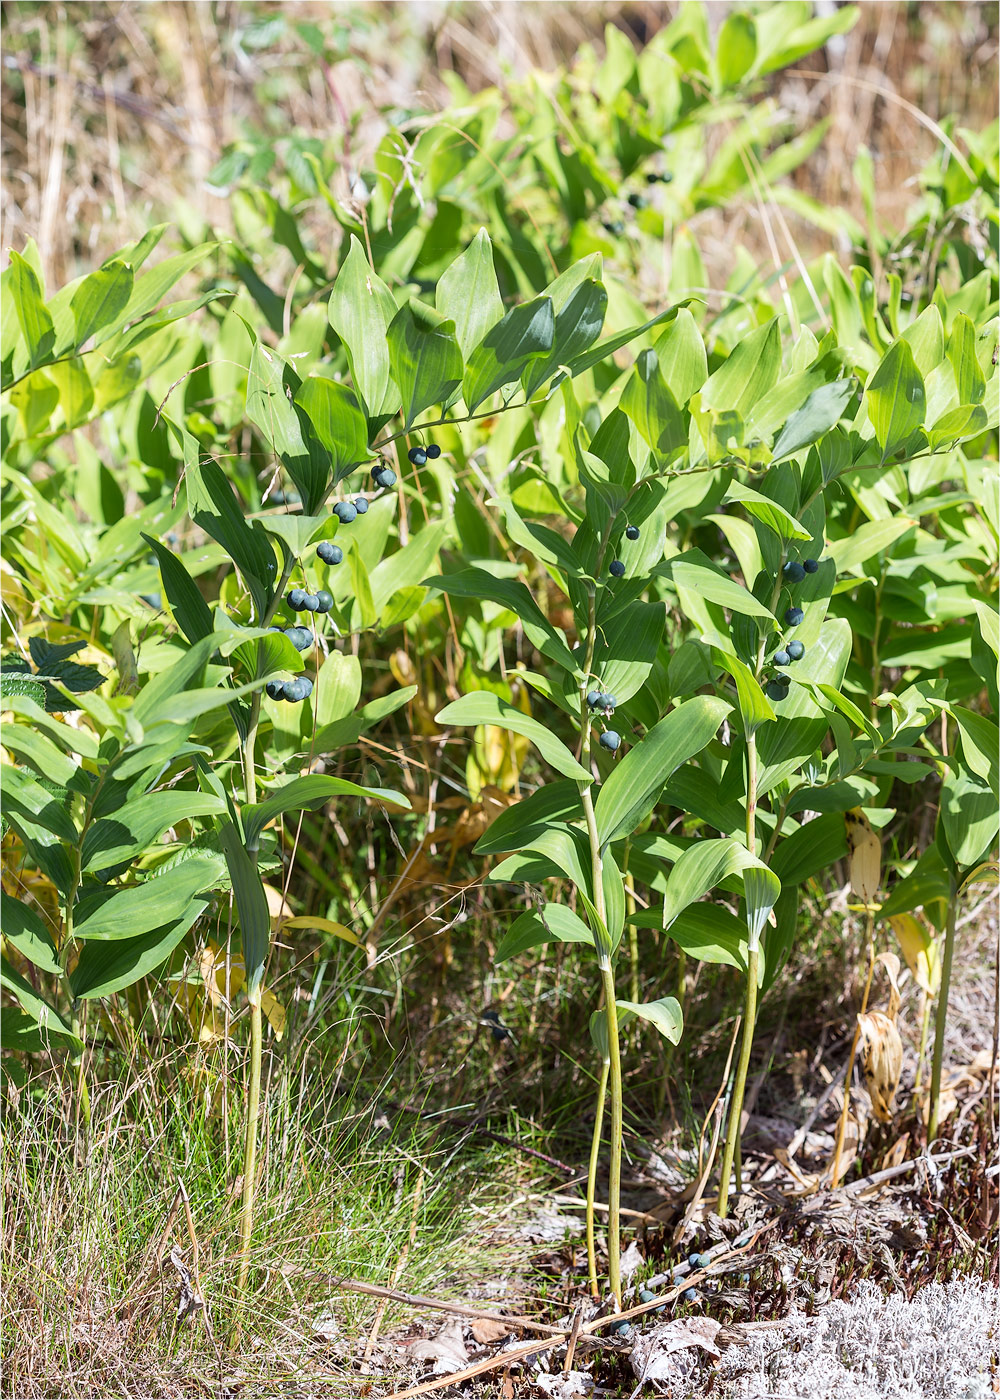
[586,1058,609,1300]
[928,884,958,1142]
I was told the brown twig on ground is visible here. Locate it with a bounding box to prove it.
[800,1146,976,1212]
[321,1277,569,1336]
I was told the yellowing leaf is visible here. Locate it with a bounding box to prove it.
[845,807,881,906]
[888,913,940,996]
[858,1010,902,1123]
[278,915,361,946]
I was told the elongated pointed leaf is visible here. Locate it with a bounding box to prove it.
[435,229,504,359]
[70,261,134,348]
[463,295,554,410]
[243,775,409,848]
[621,348,685,455]
[660,549,775,620]
[0,765,76,843]
[494,902,594,962]
[425,568,577,672]
[865,338,926,462]
[0,893,61,973]
[294,376,370,484]
[521,275,608,398]
[701,319,781,418]
[218,820,270,1004]
[9,250,54,369]
[2,955,79,1044]
[143,535,213,645]
[70,904,206,999]
[436,692,592,782]
[474,780,583,855]
[328,236,400,420]
[615,996,683,1045]
[73,855,222,941]
[594,695,731,847]
[81,791,227,872]
[387,299,463,427]
[661,838,756,927]
[184,451,277,621]
[245,341,333,511]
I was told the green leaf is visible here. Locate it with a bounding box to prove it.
[81,791,227,872]
[743,864,780,950]
[185,450,278,621]
[143,535,214,645]
[521,272,608,398]
[463,295,555,410]
[425,568,577,673]
[0,893,61,973]
[865,338,926,463]
[770,379,855,461]
[387,299,464,427]
[474,781,583,855]
[947,313,986,405]
[654,308,708,405]
[328,235,400,421]
[660,838,769,933]
[2,955,79,1045]
[724,482,811,540]
[70,905,205,1000]
[656,902,748,970]
[563,304,687,383]
[435,229,504,359]
[701,319,782,419]
[826,517,915,574]
[621,349,686,456]
[714,651,776,733]
[294,376,370,485]
[1,669,46,708]
[436,692,592,782]
[594,695,732,847]
[948,707,998,792]
[0,765,76,843]
[245,340,332,511]
[94,242,217,347]
[243,775,409,848]
[771,812,848,885]
[660,549,775,620]
[615,996,683,1045]
[70,261,134,348]
[9,250,55,369]
[494,902,594,962]
[940,769,999,871]
[716,10,756,86]
[73,856,222,941]
[218,820,271,1003]
[928,403,988,450]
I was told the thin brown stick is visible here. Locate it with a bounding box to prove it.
[562,1302,584,1374]
[325,1278,567,1335]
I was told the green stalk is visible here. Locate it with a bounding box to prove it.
[585,1057,609,1299]
[236,545,296,1295]
[928,883,958,1142]
[624,838,639,1008]
[717,730,759,1217]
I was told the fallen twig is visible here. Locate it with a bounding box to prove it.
[800,1146,976,1211]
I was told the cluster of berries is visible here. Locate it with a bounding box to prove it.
[765,557,821,701]
[288,587,333,614]
[407,442,442,466]
[266,675,313,704]
[331,496,369,526]
[607,525,640,580]
[587,689,622,752]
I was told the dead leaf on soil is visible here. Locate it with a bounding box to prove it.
[471,1317,512,1345]
[407,1317,469,1374]
[535,1370,593,1397]
[630,1317,722,1391]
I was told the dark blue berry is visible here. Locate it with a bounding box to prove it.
[625,524,640,540]
[599,730,621,752]
[313,589,333,613]
[765,681,786,702]
[687,1253,701,1268]
[333,502,357,524]
[407,446,427,465]
[609,560,626,577]
[301,593,320,612]
[773,649,790,667]
[426,443,441,459]
[265,680,285,701]
[587,690,602,708]
[785,607,804,627]
[787,639,805,660]
[317,542,343,566]
[773,672,790,688]
[373,467,396,489]
[609,1319,632,1337]
[783,561,806,583]
[353,497,369,514]
[288,588,308,610]
[284,627,313,652]
[682,1288,698,1302]
[803,558,819,573]
[282,678,309,703]
[603,694,618,711]
[695,1253,712,1269]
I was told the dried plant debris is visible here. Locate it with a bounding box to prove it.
[715,1279,999,1400]
[630,1317,723,1393]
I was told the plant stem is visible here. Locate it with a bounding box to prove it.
[717,729,759,1217]
[928,883,958,1142]
[586,1058,609,1299]
[829,908,876,1188]
[913,990,931,1091]
[624,839,639,1007]
[237,999,263,1293]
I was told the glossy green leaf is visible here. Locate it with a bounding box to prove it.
[522,272,608,398]
[594,694,732,847]
[701,319,781,419]
[615,996,683,1044]
[0,765,76,843]
[947,313,986,405]
[70,261,134,348]
[865,338,926,462]
[185,452,277,621]
[328,235,400,421]
[714,651,775,733]
[661,549,775,620]
[437,692,592,782]
[218,820,270,1003]
[435,228,504,359]
[940,769,999,871]
[463,295,554,410]
[2,955,79,1044]
[9,250,54,369]
[245,341,332,511]
[494,902,594,962]
[70,904,205,1000]
[143,534,214,645]
[724,482,811,541]
[294,376,370,483]
[474,781,582,855]
[771,378,855,461]
[81,791,227,872]
[621,349,686,456]
[387,299,463,427]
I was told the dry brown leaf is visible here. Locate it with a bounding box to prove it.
[470,1317,511,1345]
[858,1010,903,1123]
[407,1317,469,1374]
[630,1317,723,1391]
